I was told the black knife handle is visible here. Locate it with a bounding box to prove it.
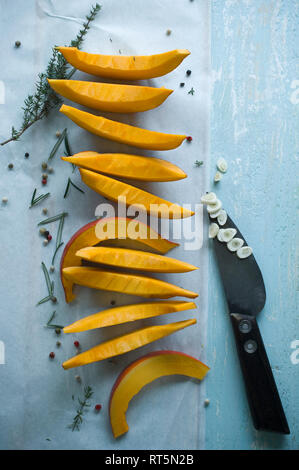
[230,313,290,434]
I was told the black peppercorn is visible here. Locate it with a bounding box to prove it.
[186,70,192,76]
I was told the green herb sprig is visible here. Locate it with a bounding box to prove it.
[38,212,68,226]
[70,386,94,432]
[45,311,64,330]
[64,178,85,198]
[48,128,67,161]
[37,262,55,305]
[51,215,65,265]
[30,189,50,208]
[0,4,101,147]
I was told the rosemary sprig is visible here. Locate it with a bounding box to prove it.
[45,311,64,330]
[64,178,85,198]
[0,4,101,147]
[48,128,67,161]
[70,386,94,432]
[29,189,50,208]
[37,262,55,305]
[38,212,68,226]
[64,131,76,172]
[195,160,204,167]
[51,215,65,265]
[52,242,64,265]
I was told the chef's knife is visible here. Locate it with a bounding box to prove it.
[212,213,290,434]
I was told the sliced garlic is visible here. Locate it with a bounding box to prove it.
[209,223,219,238]
[227,238,244,252]
[207,199,222,214]
[201,192,217,204]
[214,171,222,182]
[218,228,237,243]
[237,246,253,259]
[217,210,227,226]
[217,158,228,173]
[209,208,222,218]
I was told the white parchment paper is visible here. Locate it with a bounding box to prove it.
[0,0,211,449]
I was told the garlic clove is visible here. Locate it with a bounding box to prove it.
[214,171,222,182]
[227,238,244,252]
[209,208,222,218]
[237,246,253,259]
[207,199,222,214]
[219,228,237,242]
[217,210,227,226]
[217,158,228,173]
[209,223,219,238]
[201,192,217,204]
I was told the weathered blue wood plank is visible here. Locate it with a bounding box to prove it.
[207,0,299,449]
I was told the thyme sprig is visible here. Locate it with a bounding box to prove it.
[64,178,85,198]
[30,188,50,208]
[0,4,101,147]
[70,386,94,432]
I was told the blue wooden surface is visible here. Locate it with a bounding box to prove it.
[206,0,299,450]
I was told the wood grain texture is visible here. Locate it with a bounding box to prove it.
[207,0,299,449]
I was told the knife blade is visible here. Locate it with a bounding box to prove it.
[212,213,290,434]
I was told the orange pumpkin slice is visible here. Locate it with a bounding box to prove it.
[80,169,194,219]
[109,351,209,438]
[62,267,199,299]
[63,301,196,333]
[60,104,186,151]
[61,152,186,182]
[57,47,190,80]
[62,319,196,370]
[60,217,178,303]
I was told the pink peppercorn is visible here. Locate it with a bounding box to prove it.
[95,404,102,412]
[47,234,52,241]
[74,341,80,348]
[42,178,47,185]
[186,136,193,142]
[49,352,55,359]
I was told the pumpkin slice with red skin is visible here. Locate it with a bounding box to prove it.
[109,350,210,438]
[60,217,178,303]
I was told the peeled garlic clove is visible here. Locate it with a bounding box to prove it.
[237,246,253,259]
[207,199,222,214]
[214,171,222,182]
[209,223,219,238]
[201,192,217,204]
[217,230,224,242]
[227,238,244,252]
[219,228,237,242]
[209,208,222,219]
[217,210,227,226]
[217,158,228,173]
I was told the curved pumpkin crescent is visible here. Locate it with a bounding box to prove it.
[109,350,209,438]
[60,217,179,303]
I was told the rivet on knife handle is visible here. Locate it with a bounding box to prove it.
[230,313,290,434]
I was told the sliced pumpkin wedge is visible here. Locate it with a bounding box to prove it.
[80,169,194,219]
[61,217,178,303]
[60,104,186,151]
[48,79,172,113]
[63,301,197,333]
[76,246,198,273]
[61,152,187,182]
[57,47,190,80]
[109,351,209,438]
[62,267,199,299]
[62,318,196,370]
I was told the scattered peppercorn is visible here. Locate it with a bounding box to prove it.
[55,131,61,138]
[180,82,185,87]
[43,239,49,246]
[42,208,48,215]
[2,197,8,203]
[56,341,61,348]
[24,152,29,158]
[110,300,116,306]
[95,404,102,412]
[204,399,210,407]
[42,178,47,185]
[47,234,52,241]
[48,167,54,174]
[55,328,61,335]
[41,162,47,170]
[186,69,192,76]
[49,265,55,273]
[74,341,80,348]
[39,227,46,235]
[44,230,50,238]
[75,375,81,383]
[186,136,193,142]
[8,163,13,169]
[166,29,172,36]
[49,352,55,359]
[15,40,21,48]
[51,296,57,304]
[42,173,48,180]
